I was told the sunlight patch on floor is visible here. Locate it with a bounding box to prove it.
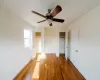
[32,53,46,79]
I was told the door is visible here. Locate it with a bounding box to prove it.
[70,28,79,67]
[67,31,71,59]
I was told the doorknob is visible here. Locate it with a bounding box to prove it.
[75,50,78,52]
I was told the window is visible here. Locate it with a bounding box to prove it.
[24,29,32,48]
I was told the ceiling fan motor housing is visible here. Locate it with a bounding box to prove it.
[48,9,51,13]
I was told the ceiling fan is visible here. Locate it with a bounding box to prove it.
[31,5,64,26]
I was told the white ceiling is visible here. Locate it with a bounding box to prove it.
[1,0,100,27]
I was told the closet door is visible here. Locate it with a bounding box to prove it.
[70,27,79,67]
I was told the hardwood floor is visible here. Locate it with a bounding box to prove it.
[32,54,85,80]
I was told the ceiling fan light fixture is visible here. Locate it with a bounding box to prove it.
[47,19,52,26]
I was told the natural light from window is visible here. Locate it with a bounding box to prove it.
[24,29,32,48]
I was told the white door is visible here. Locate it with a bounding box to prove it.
[70,27,79,67]
[65,32,68,59]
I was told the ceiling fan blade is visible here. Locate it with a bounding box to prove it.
[37,20,46,23]
[32,11,46,18]
[52,18,64,23]
[51,5,62,17]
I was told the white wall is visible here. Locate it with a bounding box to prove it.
[67,5,100,80]
[44,27,66,56]
[44,27,58,55]
[0,6,34,80]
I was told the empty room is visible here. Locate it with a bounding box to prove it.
[0,0,100,80]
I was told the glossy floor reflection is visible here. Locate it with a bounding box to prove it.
[32,53,46,80]
[32,54,85,80]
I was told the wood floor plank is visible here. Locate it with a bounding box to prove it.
[39,54,63,80]
[32,54,85,80]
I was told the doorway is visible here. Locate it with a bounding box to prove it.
[59,32,65,57]
[34,32,42,57]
